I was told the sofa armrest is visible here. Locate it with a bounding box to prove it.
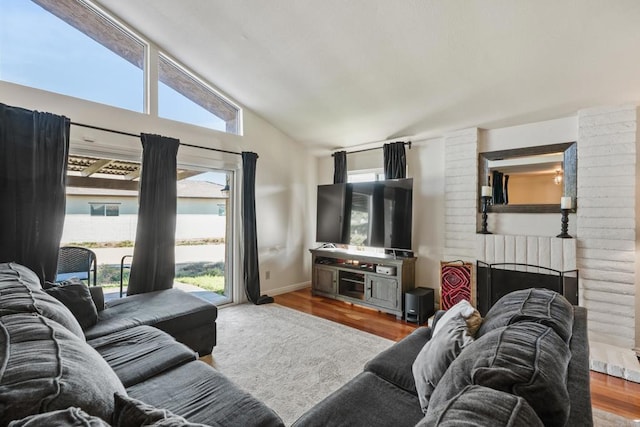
[89,286,105,312]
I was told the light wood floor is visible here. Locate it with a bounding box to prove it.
[275,287,640,421]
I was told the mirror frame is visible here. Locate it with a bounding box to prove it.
[478,142,577,213]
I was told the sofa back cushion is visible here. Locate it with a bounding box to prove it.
[0,313,126,424]
[0,279,85,339]
[428,322,571,427]
[0,262,42,290]
[420,384,543,426]
[477,288,574,342]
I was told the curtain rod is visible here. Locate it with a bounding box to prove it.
[331,141,411,157]
[71,121,243,157]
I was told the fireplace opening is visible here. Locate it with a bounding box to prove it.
[476,262,579,315]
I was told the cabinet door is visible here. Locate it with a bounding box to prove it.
[314,266,337,294]
[366,275,399,310]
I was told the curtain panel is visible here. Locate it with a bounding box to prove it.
[333,151,347,184]
[383,142,407,179]
[0,103,70,284]
[242,152,273,305]
[128,133,179,295]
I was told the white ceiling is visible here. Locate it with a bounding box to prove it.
[96,0,640,151]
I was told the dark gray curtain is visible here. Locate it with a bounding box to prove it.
[242,152,273,305]
[333,151,347,184]
[383,142,406,179]
[128,134,179,295]
[0,103,70,284]
[492,171,505,204]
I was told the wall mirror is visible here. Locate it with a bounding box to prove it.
[478,142,577,213]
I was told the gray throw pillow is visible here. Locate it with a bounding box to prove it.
[418,385,544,426]
[0,278,85,339]
[112,393,211,427]
[8,407,111,427]
[428,322,571,427]
[0,313,126,425]
[412,315,474,413]
[477,288,574,342]
[45,279,99,330]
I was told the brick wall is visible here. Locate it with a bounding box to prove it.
[443,128,478,262]
[577,105,638,349]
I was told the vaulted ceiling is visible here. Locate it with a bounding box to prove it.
[96,0,640,151]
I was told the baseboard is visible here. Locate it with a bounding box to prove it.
[267,281,311,296]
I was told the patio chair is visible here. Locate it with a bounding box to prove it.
[56,246,97,286]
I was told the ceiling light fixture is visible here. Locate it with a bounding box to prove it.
[554,170,563,185]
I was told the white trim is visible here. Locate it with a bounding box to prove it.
[267,282,312,296]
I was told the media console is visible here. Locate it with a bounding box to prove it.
[309,248,416,319]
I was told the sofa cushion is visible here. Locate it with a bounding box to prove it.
[412,315,474,413]
[420,385,544,427]
[292,371,423,427]
[7,407,111,427]
[85,289,216,340]
[88,325,197,387]
[126,360,284,427]
[364,326,432,394]
[113,393,208,427]
[0,277,85,339]
[477,288,574,342]
[45,279,99,330]
[0,313,126,424]
[0,262,42,290]
[429,322,571,427]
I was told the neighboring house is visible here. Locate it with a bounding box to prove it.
[62,180,228,243]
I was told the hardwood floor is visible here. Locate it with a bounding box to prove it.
[275,287,640,421]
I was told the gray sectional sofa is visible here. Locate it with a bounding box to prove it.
[293,288,593,426]
[0,262,284,426]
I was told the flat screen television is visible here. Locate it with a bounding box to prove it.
[316,178,413,250]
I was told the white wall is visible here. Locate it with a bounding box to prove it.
[1,80,315,299]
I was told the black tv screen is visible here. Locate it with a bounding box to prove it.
[316,178,413,250]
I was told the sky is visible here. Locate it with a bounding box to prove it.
[0,0,226,131]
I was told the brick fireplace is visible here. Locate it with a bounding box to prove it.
[442,105,639,350]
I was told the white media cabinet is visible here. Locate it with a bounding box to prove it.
[309,248,416,319]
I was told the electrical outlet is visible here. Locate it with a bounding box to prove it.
[265,270,270,280]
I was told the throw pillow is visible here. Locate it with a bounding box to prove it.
[432,299,481,338]
[0,279,85,339]
[412,315,474,413]
[112,393,210,427]
[477,288,574,342]
[0,313,126,425]
[428,322,571,427]
[418,385,544,427]
[45,279,99,330]
[8,407,111,427]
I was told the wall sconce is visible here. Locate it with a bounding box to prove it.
[554,169,563,185]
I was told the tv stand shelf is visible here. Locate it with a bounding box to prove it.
[310,248,416,319]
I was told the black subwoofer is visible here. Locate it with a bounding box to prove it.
[405,287,434,324]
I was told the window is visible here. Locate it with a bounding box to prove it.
[348,171,385,183]
[0,0,242,134]
[90,203,119,216]
[159,54,239,133]
[0,0,145,112]
[217,204,226,216]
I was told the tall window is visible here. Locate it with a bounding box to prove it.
[0,0,242,134]
[0,0,145,112]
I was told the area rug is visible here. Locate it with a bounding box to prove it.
[210,303,394,426]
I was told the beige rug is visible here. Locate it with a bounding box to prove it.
[210,303,636,426]
[210,303,394,425]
